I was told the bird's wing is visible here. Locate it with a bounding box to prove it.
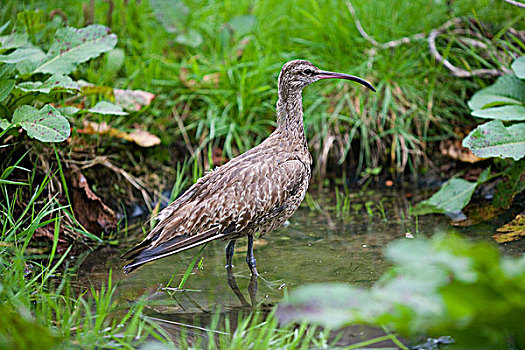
[156,154,308,242]
[122,155,309,272]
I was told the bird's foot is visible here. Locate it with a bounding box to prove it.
[225,264,235,269]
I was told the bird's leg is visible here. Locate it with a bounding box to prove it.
[225,239,236,268]
[246,234,258,276]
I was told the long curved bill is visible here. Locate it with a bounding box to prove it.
[317,70,376,92]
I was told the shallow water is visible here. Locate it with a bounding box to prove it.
[77,188,508,345]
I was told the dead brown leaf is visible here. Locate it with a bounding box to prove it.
[69,165,117,235]
[440,139,483,163]
[179,68,220,89]
[122,129,162,147]
[235,37,251,58]
[34,226,69,253]
[76,80,155,111]
[78,120,161,147]
[114,88,155,111]
[493,213,525,243]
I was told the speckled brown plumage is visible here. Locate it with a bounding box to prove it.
[122,60,375,275]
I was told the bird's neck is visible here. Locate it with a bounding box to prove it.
[275,90,307,145]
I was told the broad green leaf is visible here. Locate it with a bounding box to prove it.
[57,106,80,116]
[105,48,125,72]
[277,284,370,329]
[0,79,15,101]
[477,167,491,184]
[17,74,79,94]
[174,29,203,48]
[511,56,525,79]
[88,101,127,115]
[0,33,29,51]
[0,47,45,64]
[33,25,117,75]
[0,118,10,129]
[278,235,525,348]
[228,15,256,37]
[462,120,525,160]
[149,0,189,33]
[13,105,70,142]
[471,105,525,121]
[412,178,477,215]
[149,0,201,47]
[0,64,16,78]
[468,75,525,110]
[492,159,525,209]
[469,95,522,109]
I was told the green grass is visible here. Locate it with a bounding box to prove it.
[140,308,410,350]
[4,0,521,180]
[0,154,160,348]
[1,0,524,348]
[0,152,407,349]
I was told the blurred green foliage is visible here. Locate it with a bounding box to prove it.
[279,234,525,349]
[416,55,525,217]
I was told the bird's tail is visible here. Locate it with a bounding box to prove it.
[121,227,224,274]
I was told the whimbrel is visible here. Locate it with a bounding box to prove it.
[122,60,375,275]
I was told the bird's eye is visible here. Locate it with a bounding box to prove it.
[303,69,313,75]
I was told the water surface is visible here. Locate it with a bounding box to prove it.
[77,188,505,346]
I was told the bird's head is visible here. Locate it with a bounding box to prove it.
[278,60,375,96]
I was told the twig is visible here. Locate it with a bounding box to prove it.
[346,0,426,70]
[427,18,510,78]
[65,156,168,210]
[345,0,378,46]
[502,0,525,8]
[172,105,195,156]
[379,33,427,50]
[99,159,153,210]
[346,2,516,78]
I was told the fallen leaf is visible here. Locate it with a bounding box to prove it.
[78,120,161,147]
[69,165,117,235]
[440,139,483,163]
[179,68,220,89]
[78,120,111,133]
[77,79,114,97]
[34,226,68,252]
[114,88,155,111]
[236,37,251,58]
[493,214,525,243]
[77,80,155,111]
[120,129,161,147]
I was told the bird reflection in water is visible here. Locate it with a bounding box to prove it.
[226,266,258,308]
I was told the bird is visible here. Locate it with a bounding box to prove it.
[122,60,375,275]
